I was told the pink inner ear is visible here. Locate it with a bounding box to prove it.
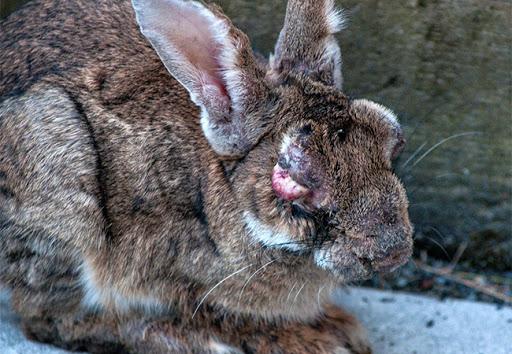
[201,82,230,115]
[150,0,231,103]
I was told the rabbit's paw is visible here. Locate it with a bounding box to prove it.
[319,304,372,354]
[119,319,244,354]
[21,313,128,354]
[237,304,371,354]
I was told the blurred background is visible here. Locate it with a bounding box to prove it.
[1,0,511,303]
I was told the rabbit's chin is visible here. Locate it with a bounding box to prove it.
[314,244,412,282]
[314,250,374,282]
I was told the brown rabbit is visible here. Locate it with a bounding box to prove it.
[0,0,413,352]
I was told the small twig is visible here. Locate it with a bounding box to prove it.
[415,260,512,304]
[447,241,468,272]
[453,272,512,286]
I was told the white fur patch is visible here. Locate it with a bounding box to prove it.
[278,132,295,169]
[324,37,344,89]
[208,340,243,354]
[243,212,304,252]
[280,132,292,155]
[356,99,399,127]
[314,249,333,270]
[324,0,347,34]
[200,110,217,150]
[79,260,103,310]
[80,260,164,313]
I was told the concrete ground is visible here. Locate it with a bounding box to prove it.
[335,287,511,354]
[1,288,510,353]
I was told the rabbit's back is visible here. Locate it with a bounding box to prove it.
[0,0,213,240]
[1,0,141,96]
[0,0,203,133]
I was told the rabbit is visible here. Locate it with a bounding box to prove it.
[0,0,413,352]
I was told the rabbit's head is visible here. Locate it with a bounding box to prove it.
[132,0,413,282]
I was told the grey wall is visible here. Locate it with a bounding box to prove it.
[0,0,29,18]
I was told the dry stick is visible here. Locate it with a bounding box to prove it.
[414,260,512,304]
[447,241,468,272]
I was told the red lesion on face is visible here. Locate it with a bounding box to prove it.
[271,164,309,201]
[271,128,331,210]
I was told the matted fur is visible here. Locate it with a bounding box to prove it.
[0,0,411,352]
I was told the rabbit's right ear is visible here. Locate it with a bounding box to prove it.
[132,0,270,157]
[270,0,345,89]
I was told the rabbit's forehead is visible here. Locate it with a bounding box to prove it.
[275,99,402,176]
[276,82,401,149]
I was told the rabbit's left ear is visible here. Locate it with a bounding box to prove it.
[270,0,345,89]
[132,0,270,157]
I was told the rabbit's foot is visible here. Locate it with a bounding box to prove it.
[21,312,129,354]
[21,311,239,354]
[230,303,372,354]
[120,303,372,354]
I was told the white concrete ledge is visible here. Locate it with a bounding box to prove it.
[1,288,511,353]
[0,290,71,354]
[335,287,512,354]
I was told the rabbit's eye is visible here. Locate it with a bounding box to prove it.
[298,124,313,136]
[336,128,347,141]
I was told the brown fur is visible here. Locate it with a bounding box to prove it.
[0,0,412,352]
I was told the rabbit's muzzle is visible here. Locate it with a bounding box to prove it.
[315,223,412,281]
[315,183,413,281]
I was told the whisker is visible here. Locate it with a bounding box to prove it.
[285,281,298,305]
[292,281,306,304]
[428,226,447,240]
[409,258,419,270]
[317,284,327,309]
[244,240,316,256]
[410,131,482,168]
[434,172,461,179]
[191,263,253,319]
[237,259,276,307]
[400,141,427,169]
[423,234,450,259]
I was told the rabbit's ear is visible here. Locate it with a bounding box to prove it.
[270,0,345,89]
[132,0,269,157]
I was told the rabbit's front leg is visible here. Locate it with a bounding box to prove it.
[21,311,129,354]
